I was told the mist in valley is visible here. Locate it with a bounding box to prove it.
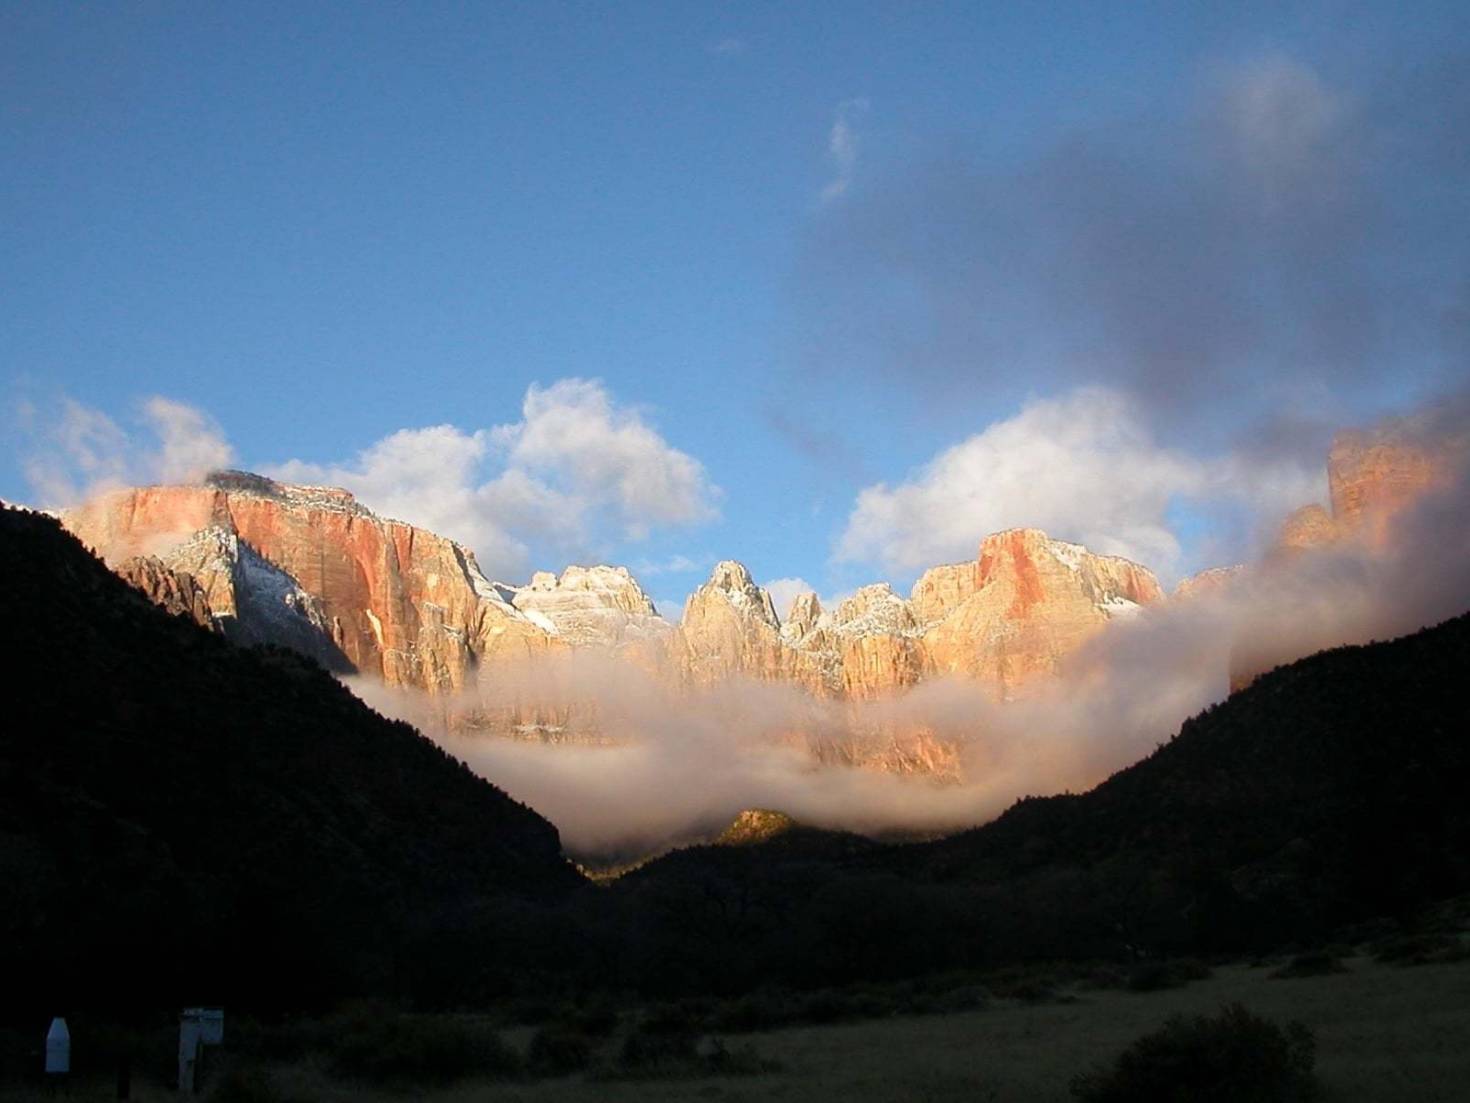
[348,420,1470,860]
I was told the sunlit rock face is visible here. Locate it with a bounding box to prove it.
[60,471,552,693]
[511,565,671,648]
[829,584,928,699]
[1173,564,1245,600]
[922,528,1163,700]
[910,562,979,626]
[70,475,1165,713]
[1328,429,1449,548]
[115,554,215,630]
[1275,504,1340,556]
[675,560,788,686]
[1234,427,1462,692]
[66,474,1165,778]
[1272,428,1454,560]
[806,725,964,781]
[676,533,1160,705]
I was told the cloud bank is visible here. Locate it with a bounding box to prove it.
[837,387,1327,580]
[351,416,1469,860]
[19,379,719,582]
[19,395,235,506]
[270,378,719,579]
[798,49,1470,484]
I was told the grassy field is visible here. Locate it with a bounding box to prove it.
[8,952,1468,1102]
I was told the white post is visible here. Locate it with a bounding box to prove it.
[179,1008,224,1094]
[44,1017,70,1076]
[178,1017,203,1094]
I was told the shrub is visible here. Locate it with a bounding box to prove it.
[710,990,799,1033]
[1126,958,1213,992]
[1078,964,1130,990]
[618,1027,698,1072]
[800,988,857,1023]
[205,1066,307,1103]
[327,1010,522,1085]
[601,1029,778,1081]
[638,999,712,1034]
[527,1025,595,1077]
[1270,953,1347,980]
[1071,1003,1318,1103]
[927,984,989,1013]
[556,996,620,1037]
[1371,932,1468,966]
[700,1036,782,1077]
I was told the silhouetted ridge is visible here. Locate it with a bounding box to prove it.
[611,610,1470,991]
[0,505,580,1012]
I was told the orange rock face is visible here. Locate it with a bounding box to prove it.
[1327,430,1448,548]
[73,476,1165,712]
[1271,428,1456,559]
[115,556,215,629]
[673,532,1161,704]
[1274,504,1339,557]
[1236,425,1462,692]
[921,529,1162,699]
[61,472,553,694]
[909,562,979,626]
[674,561,788,687]
[69,473,1166,778]
[1173,564,1244,600]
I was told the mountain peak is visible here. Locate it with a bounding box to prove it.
[693,560,779,628]
[511,563,668,645]
[782,591,825,643]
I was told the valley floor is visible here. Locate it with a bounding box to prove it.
[11,953,1470,1102]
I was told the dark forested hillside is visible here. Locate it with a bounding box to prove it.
[610,611,1470,993]
[5,500,1469,1012]
[0,506,581,1013]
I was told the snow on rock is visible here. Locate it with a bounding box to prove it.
[510,564,671,647]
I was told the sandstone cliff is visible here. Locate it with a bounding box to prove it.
[66,474,1164,777]
[920,529,1162,699]
[115,555,216,630]
[61,471,553,693]
[1234,426,1462,691]
[1173,564,1244,600]
[674,560,788,687]
[511,565,671,649]
[1328,428,1448,547]
[1272,427,1456,559]
[71,474,1167,718]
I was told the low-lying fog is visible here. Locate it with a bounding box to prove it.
[346,438,1470,861]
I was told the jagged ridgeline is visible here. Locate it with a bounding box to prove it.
[54,428,1459,778]
[0,505,581,1012]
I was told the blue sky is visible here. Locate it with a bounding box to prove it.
[5,2,1468,614]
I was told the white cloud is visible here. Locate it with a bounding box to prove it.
[495,379,718,539]
[762,577,854,621]
[143,397,236,484]
[20,395,234,506]
[820,98,869,204]
[835,386,1326,580]
[763,577,816,621]
[270,378,719,580]
[709,37,745,56]
[632,553,703,577]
